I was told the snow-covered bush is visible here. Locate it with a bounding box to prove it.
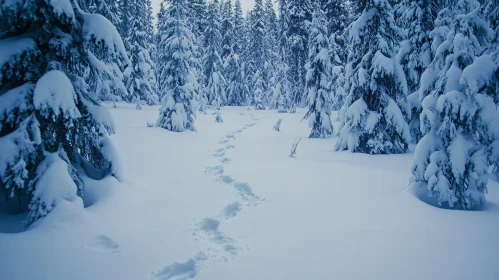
[0,0,126,225]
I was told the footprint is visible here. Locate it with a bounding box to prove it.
[226,145,235,150]
[233,181,259,200]
[223,202,242,219]
[213,149,226,157]
[220,157,231,164]
[218,174,234,184]
[206,165,224,175]
[226,134,235,140]
[152,252,207,280]
[219,139,230,144]
[199,218,220,233]
[84,235,119,254]
[235,129,243,133]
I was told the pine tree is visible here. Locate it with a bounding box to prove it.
[0,0,126,225]
[304,3,333,138]
[335,0,410,154]
[322,0,349,64]
[123,0,159,108]
[186,0,208,112]
[226,53,250,106]
[90,0,120,26]
[247,0,268,108]
[287,0,312,107]
[203,0,226,108]
[411,0,495,209]
[274,50,294,113]
[220,0,234,62]
[264,0,279,108]
[397,0,434,142]
[156,0,198,132]
[233,0,246,56]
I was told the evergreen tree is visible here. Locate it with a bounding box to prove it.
[411,0,495,209]
[123,0,159,108]
[304,3,333,138]
[186,0,208,112]
[335,0,410,154]
[226,53,250,106]
[273,53,294,113]
[90,0,120,26]
[247,0,268,108]
[398,0,434,142]
[264,0,279,107]
[203,0,226,108]
[156,0,198,132]
[220,0,234,62]
[287,0,312,107]
[0,0,126,225]
[233,0,246,55]
[322,0,350,64]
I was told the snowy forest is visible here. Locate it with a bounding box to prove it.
[1,0,499,279]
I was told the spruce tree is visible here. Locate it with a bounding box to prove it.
[287,0,312,107]
[0,0,126,225]
[304,3,333,138]
[335,0,411,154]
[411,0,495,209]
[247,0,268,108]
[123,0,159,108]
[220,0,234,62]
[156,0,198,132]
[203,0,226,108]
[398,0,434,142]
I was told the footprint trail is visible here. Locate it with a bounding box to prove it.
[152,113,263,280]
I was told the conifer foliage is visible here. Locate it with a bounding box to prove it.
[0,0,126,224]
[304,3,333,138]
[156,0,198,132]
[335,0,411,154]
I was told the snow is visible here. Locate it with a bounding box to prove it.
[1,105,499,279]
[81,13,129,64]
[0,36,37,78]
[461,54,496,95]
[48,0,75,20]
[33,70,80,119]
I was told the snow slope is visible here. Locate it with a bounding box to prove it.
[1,104,498,280]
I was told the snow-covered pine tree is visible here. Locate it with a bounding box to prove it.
[233,0,246,56]
[304,3,333,138]
[123,0,159,108]
[322,0,349,65]
[203,0,226,109]
[156,0,198,131]
[411,0,496,209]
[0,0,126,225]
[220,0,234,63]
[89,0,120,26]
[264,0,279,108]
[247,0,268,109]
[185,0,208,112]
[274,49,294,113]
[483,0,499,180]
[335,0,410,154]
[286,0,312,107]
[397,0,434,142]
[226,52,250,106]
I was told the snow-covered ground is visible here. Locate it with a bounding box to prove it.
[1,103,499,280]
